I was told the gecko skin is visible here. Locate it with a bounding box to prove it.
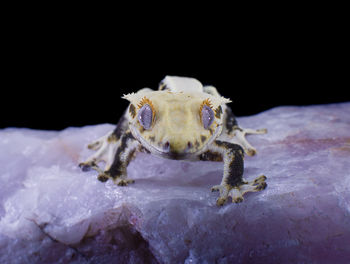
[79,76,267,206]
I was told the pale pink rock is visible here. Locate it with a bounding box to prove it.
[0,103,349,263]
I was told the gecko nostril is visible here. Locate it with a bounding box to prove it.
[163,141,170,152]
[187,141,192,149]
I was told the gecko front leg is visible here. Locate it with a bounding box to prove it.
[79,113,140,185]
[200,140,267,206]
[223,106,267,156]
[103,130,140,185]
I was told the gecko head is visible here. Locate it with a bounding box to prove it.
[122,89,230,160]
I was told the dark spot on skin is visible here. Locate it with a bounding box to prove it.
[201,135,207,143]
[140,146,151,154]
[126,148,137,165]
[149,136,155,142]
[215,140,245,187]
[224,107,238,134]
[194,141,200,148]
[129,104,136,118]
[226,153,244,187]
[215,140,231,148]
[98,174,109,182]
[215,140,244,156]
[107,134,117,143]
[209,128,214,135]
[107,132,135,179]
[215,106,222,118]
[109,162,124,179]
[199,151,223,162]
[159,81,169,91]
[112,111,128,140]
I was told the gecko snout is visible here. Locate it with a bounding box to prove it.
[162,140,194,156]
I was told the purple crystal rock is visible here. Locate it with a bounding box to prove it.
[0,103,349,263]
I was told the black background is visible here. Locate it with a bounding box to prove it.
[2,7,349,130]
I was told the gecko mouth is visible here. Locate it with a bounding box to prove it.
[129,123,223,160]
[129,125,202,160]
[161,152,193,160]
[143,139,199,160]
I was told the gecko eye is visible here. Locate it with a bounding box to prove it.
[138,104,153,129]
[201,105,214,129]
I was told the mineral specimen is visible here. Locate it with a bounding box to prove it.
[0,103,349,263]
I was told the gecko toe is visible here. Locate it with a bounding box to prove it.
[117,179,135,186]
[255,182,267,191]
[246,148,257,156]
[79,163,90,172]
[97,173,110,182]
[232,197,244,203]
[216,197,227,206]
[211,185,221,192]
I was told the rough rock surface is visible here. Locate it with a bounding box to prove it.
[0,103,350,264]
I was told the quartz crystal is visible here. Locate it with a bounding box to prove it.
[0,103,349,263]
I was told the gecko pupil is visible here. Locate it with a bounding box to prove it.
[138,104,153,129]
[201,105,214,129]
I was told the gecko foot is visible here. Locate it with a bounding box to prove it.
[115,178,135,186]
[211,175,267,206]
[79,130,119,174]
[79,161,104,173]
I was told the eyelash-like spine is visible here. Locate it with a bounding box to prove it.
[137,96,156,121]
[199,98,214,126]
[199,98,213,113]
